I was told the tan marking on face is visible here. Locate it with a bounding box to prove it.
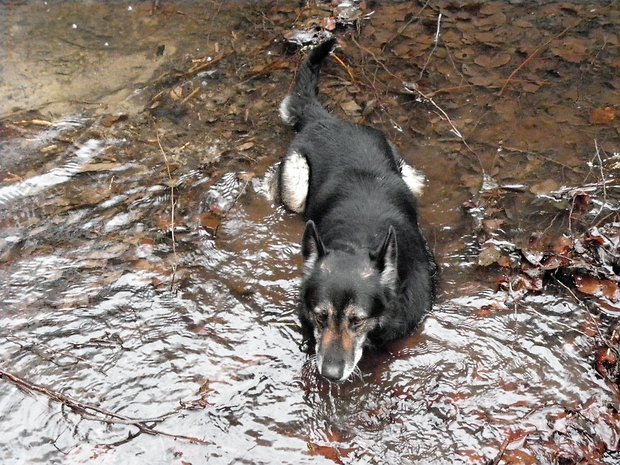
[340,327,354,354]
[321,326,336,349]
[319,261,331,272]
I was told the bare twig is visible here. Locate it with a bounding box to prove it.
[419,13,443,80]
[498,20,581,96]
[553,277,608,346]
[0,368,210,445]
[155,130,179,291]
[180,87,201,105]
[593,139,608,209]
[490,434,511,465]
[351,36,483,170]
[381,0,431,51]
[332,53,356,85]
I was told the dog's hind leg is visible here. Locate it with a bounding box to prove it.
[399,160,425,197]
[387,142,425,197]
[279,150,310,214]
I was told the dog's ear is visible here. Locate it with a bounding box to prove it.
[302,220,325,275]
[373,226,398,290]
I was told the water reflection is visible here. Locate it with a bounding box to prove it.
[0,1,618,464]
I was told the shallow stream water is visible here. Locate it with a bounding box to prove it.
[0,2,619,464]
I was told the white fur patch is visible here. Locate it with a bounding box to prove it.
[399,160,425,196]
[280,150,309,214]
[380,259,398,290]
[279,95,295,125]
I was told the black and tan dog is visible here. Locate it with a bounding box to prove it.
[277,38,437,383]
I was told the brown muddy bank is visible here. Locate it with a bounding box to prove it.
[0,1,619,464]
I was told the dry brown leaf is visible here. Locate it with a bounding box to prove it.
[502,450,537,465]
[551,37,589,63]
[591,107,616,125]
[236,142,254,151]
[478,244,502,267]
[530,179,558,195]
[79,162,122,173]
[468,71,501,87]
[340,99,361,116]
[473,12,507,28]
[321,16,337,31]
[575,274,620,301]
[474,53,511,68]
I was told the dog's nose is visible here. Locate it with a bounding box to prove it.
[321,360,344,382]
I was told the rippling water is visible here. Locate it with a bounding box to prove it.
[0,2,618,465]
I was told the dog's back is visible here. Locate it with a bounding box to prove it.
[278,39,436,381]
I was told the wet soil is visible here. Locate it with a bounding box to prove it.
[0,1,619,464]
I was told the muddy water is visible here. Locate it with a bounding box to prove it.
[1,2,619,465]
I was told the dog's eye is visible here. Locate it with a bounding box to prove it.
[314,311,327,326]
[349,316,366,329]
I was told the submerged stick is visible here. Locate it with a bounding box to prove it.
[419,13,443,80]
[498,20,580,96]
[155,129,179,291]
[0,368,210,445]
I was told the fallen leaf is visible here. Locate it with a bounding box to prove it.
[236,142,254,151]
[572,192,592,213]
[340,99,362,116]
[575,274,620,301]
[551,37,589,63]
[552,235,574,255]
[591,107,616,125]
[502,449,537,465]
[322,16,337,31]
[478,244,502,266]
[198,214,221,235]
[474,53,511,68]
[79,162,122,173]
[530,179,558,195]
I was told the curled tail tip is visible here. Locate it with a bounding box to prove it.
[279,37,337,127]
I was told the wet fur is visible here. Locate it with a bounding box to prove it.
[277,38,437,382]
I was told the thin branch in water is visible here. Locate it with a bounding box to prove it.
[419,13,443,80]
[331,52,356,84]
[351,36,483,171]
[553,277,608,347]
[155,129,179,291]
[593,139,608,210]
[498,20,580,96]
[0,368,210,445]
[381,0,431,52]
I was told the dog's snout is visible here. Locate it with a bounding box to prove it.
[321,359,345,382]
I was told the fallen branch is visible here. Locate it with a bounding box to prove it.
[381,0,431,52]
[351,36,481,165]
[331,53,356,85]
[418,13,443,80]
[0,367,210,445]
[498,20,580,96]
[155,129,179,291]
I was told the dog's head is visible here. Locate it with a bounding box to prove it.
[299,220,398,382]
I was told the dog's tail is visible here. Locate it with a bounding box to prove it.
[279,37,336,130]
